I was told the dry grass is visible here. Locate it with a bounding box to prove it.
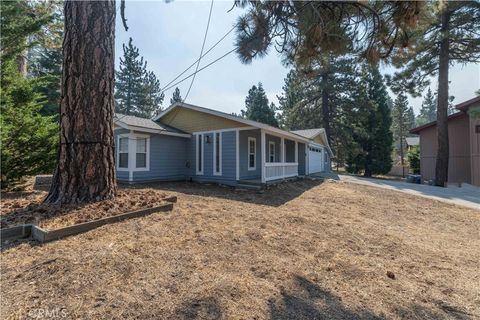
[1,180,479,319]
[1,188,169,230]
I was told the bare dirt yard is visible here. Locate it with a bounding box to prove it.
[1,180,479,319]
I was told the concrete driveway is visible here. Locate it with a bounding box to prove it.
[319,174,479,210]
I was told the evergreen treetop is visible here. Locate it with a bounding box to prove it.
[170,87,183,104]
[115,37,164,118]
[242,83,279,127]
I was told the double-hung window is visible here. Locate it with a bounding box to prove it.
[118,136,129,169]
[269,141,275,163]
[248,137,256,170]
[213,132,222,175]
[136,138,147,168]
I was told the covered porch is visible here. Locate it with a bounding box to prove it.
[236,128,306,184]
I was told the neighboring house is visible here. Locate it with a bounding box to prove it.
[405,137,419,150]
[410,96,480,186]
[113,102,334,186]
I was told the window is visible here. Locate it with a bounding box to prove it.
[117,133,149,172]
[476,125,480,134]
[196,134,203,174]
[214,132,222,175]
[118,137,129,169]
[269,141,275,162]
[248,137,256,170]
[136,138,147,168]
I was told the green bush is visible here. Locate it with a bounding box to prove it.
[1,61,58,188]
[407,145,420,174]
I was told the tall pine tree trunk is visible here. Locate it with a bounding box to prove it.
[45,0,116,204]
[435,8,450,187]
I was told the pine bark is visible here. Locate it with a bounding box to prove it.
[435,8,450,187]
[45,0,116,203]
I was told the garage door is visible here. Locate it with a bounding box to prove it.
[308,146,324,174]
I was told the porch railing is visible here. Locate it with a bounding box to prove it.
[264,162,298,181]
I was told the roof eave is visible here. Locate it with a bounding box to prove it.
[155,102,310,142]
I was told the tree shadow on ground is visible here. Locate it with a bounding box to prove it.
[269,275,385,320]
[268,275,464,320]
[124,179,324,208]
[176,296,223,320]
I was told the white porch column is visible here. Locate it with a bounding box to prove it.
[128,130,135,182]
[236,129,240,180]
[280,137,285,162]
[261,130,266,183]
[280,137,285,178]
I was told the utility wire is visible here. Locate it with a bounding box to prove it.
[183,0,214,102]
[161,25,235,91]
[162,48,236,93]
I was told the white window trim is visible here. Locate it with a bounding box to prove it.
[133,133,150,171]
[117,134,130,171]
[248,137,256,171]
[196,133,204,175]
[269,141,275,163]
[116,132,150,183]
[213,132,222,176]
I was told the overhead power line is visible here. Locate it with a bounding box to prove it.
[161,25,235,91]
[162,48,236,93]
[183,0,214,102]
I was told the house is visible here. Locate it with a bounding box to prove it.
[410,96,480,186]
[113,102,334,186]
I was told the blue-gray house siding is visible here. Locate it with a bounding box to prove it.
[114,126,330,185]
[298,143,306,175]
[187,130,238,186]
[239,129,261,180]
[133,134,188,182]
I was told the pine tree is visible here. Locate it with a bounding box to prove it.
[1,60,58,187]
[0,0,60,187]
[46,0,117,203]
[417,88,437,125]
[277,70,307,129]
[242,83,278,127]
[115,38,147,116]
[140,70,164,118]
[391,92,415,176]
[390,1,480,186]
[234,2,422,66]
[346,65,393,177]
[170,87,182,104]
[115,38,163,118]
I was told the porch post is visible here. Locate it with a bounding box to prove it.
[128,130,135,182]
[295,141,298,163]
[295,141,298,176]
[261,129,266,183]
[280,137,285,162]
[236,129,239,180]
[280,137,285,178]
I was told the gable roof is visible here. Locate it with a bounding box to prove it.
[291,128,325,140]
[114,114,190,137]
[291,128,334,157]
[409,96,480,134]
[155,102,311,142]
[405,137,419,146]
[455,96,480,112]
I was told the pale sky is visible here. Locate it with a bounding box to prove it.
[115,0,480,115]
